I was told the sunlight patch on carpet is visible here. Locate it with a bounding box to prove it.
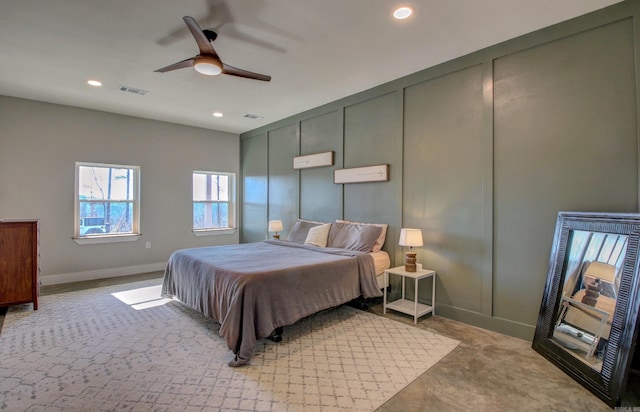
[111,284,173,310]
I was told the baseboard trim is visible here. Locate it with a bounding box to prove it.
[435,303,536,341]
[41,262,167,285]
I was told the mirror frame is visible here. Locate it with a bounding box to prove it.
[533,211,640,407]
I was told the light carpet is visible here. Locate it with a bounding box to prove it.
[0,279,459,411]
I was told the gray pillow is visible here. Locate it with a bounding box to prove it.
[287,220,322,243]
[327,222,382,252]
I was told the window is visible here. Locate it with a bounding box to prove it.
[193,171,235,231]
[75,162,140,240]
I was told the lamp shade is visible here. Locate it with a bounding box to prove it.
[268,220,283,232]
[584,261,616,284]
[399,228,423,247]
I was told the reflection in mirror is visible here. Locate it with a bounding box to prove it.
[533,212,640,407]
[552,230,626,372]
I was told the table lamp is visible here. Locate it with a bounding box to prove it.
[268,220,283,239]
[581,261,616,306]
[399,228,423,272]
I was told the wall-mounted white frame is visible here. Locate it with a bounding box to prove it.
[334,164,389,184]
[293,151,334,169]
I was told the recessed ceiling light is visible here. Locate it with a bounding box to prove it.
[87,80,102,87]
[213,112,223,118]
[393,6,413,20]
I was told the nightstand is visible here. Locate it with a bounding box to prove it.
[383,265,436,324]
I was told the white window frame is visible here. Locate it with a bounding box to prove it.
[192,170,236,236]
[73,162,141,245]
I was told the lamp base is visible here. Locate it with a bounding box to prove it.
[404,252,417,272]
[273,234,280,239]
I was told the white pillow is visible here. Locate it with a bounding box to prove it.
[304,223,331,247]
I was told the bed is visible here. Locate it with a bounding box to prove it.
[161,220,389,366]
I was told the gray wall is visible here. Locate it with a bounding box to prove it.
[240,1,640,340]
[0,96,240,284]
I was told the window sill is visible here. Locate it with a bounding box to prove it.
[73,234,141,245]
[193,228,237,237]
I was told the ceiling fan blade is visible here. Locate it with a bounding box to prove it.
[154,57,195,73]
[222,64,271,82]
[183,16,218,56]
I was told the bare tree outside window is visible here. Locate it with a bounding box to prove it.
[76,163,139,237]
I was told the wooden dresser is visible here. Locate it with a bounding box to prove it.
[0,220,39,310]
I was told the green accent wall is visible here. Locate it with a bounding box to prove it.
[404,64,487,316]
[267,124,299,239]
[300,111,343,222]
[240,1,640,340]
[492,17,637,327]
[241,133,268,243]
[343,92,402,256]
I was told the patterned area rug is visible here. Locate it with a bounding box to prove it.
[0,279,459,411]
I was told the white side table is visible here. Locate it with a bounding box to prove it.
[383,265,436,324]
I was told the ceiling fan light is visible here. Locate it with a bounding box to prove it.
[393,7,413,20]
[194,57,222,76]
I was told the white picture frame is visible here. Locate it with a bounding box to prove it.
[293,151,334,169]
[334,164,389,184]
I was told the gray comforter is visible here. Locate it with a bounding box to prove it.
[161,240,382,366]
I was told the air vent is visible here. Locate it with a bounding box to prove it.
[119,85,149,96]
[243,113,264,119]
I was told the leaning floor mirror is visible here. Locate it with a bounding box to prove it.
[533,212,640,407]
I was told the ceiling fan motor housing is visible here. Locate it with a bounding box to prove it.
[194,56,223,75]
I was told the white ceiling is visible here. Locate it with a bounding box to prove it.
[0,0,623,134]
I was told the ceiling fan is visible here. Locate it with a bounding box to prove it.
[154,16,271,82]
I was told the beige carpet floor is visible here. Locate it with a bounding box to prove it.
[0,278,459,411]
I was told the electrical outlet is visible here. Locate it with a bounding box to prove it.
[145,241,151,249]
